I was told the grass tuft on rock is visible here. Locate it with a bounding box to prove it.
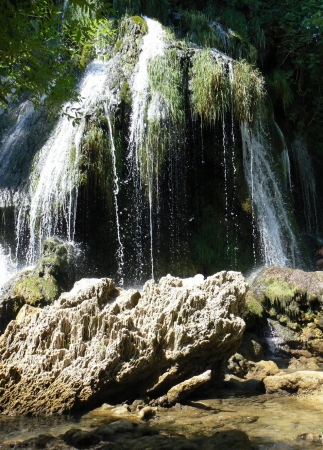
[138,49,185,184]
[232,60,265,123]
[190,50,230,125]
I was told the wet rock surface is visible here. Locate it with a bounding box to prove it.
[0,271,247,414]
[0,238,75,332]
[248,267,323,358]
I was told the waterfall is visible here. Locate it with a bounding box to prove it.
[0,245,17,289]
[241,118,299,267]
[128,17,166,280]
[104,99,124,286]
[292,138,318,234]
[16,59,111,264]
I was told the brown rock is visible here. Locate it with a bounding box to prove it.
[288,356,320,371]
[224,374,264,392]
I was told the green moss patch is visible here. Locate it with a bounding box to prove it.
[14,276,60,308]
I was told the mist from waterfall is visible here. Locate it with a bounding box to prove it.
[0,245,17,289]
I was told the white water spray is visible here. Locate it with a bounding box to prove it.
[241,119,299,267]
[104,99,125,285]
[128,18,166,279]
[17,60,111,264]
[0,245,17,289]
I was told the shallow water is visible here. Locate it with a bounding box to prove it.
[1,391,323,448]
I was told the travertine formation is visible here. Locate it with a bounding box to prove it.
[0,271,247,414]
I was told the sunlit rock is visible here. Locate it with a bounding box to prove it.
[0,271,247,414]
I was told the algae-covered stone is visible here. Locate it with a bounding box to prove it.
[249,267,323,357]
[13,276,60,307]
[251,267,323,313]
[244,292,266,330]
[0,238,75,332]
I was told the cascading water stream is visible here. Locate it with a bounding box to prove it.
[292,138,318,234]
[128,17,166,280]
[104,99,124,286]
[16,59,112,264]
[0,245,17,288]
[241,119,299,267]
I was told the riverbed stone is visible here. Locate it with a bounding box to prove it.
[0,271,247,414]
[165,370,212,405]
[245,360,280,381]
[288,356,320,371]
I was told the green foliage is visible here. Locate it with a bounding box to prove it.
[190,50,230,125]
[113,0,141,16]
[145,0,169,22]
[266,69,293,110]
[190,50,264,124]
[232,60,265,122]
[139,49,185,184]
[182,10,222,48]
[79,117,113,205]
[0,0,114,110]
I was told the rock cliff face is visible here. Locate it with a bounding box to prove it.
[0,271,247,414]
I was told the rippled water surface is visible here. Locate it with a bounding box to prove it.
[1,391,323,449]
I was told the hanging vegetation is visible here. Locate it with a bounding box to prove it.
[190,50,230,125]
[137,49,185,183]
[79,117,113,206]
[231,60,265,123]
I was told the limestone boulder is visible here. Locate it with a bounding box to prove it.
[0,238,75,332]
[245,360,280,381]
[263,371,323,395]
[288,356,320,371]
[0,271,247,414]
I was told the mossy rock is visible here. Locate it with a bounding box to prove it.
[250,266,323,331]
[131,16,148,34]
[244,292,266,330]
[0,238,75,333]
[13,276,60,308]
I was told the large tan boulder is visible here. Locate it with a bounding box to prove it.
[245,360,280,381]
[0,271,247,414]
[263,371,323,395]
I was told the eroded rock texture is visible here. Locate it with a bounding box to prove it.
[0,271,247,414]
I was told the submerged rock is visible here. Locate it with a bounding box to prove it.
[0,238,75,333]
[0,271,247,414]
[3,418,252,450]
